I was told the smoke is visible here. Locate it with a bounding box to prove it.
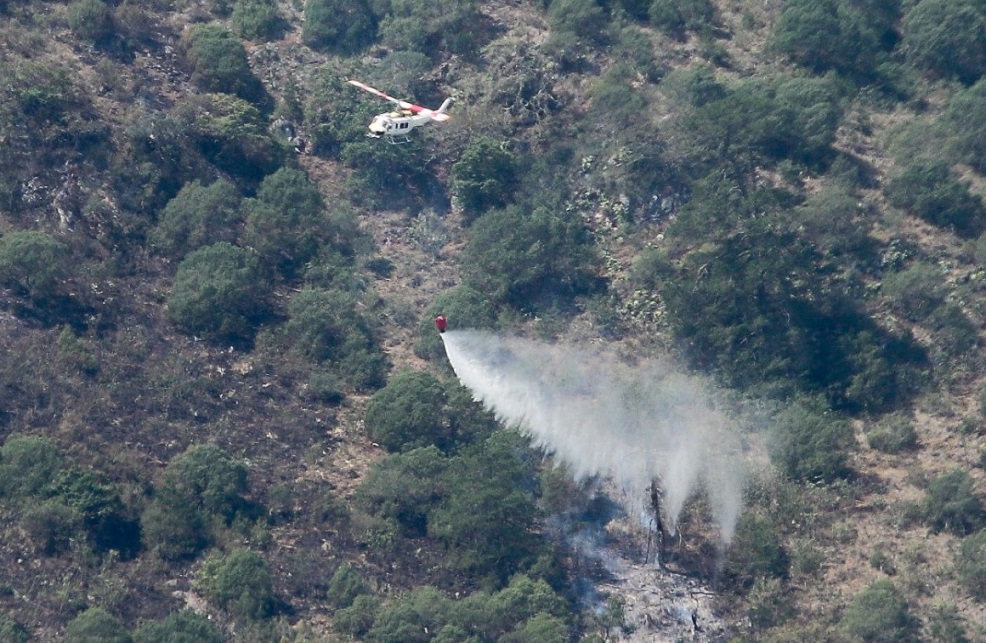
[441,330,746,544]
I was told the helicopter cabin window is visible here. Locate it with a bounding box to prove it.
[399,122,409,129]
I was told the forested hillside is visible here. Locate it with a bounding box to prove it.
[2,0,986,640]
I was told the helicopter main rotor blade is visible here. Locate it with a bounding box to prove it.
[347,80,421,112]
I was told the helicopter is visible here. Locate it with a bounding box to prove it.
[347,80,453,142]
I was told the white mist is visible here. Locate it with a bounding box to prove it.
[442,330,745,544]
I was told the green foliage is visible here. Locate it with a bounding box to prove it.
[945,79,986,174]
[0,433,62,499]
[334,594,380,637]
[498,613,569,643]
[451,139,519,220]
[0,616,29,643]
[195,548,274,621]
[840,580,919,642]
[428,432,540,582]
[355,446,448,537]
[231,0,282,41]
[140,496,210,561]
[181,25,267,105]
[769,399,855,483]
[167,242,270,344]
[64,607,132,643]
[0,231,70,304]
[923,468,984,536]
[176,93,285,181]
[68,0,114,44]
[368,586,449,643]
[365,371,448,452]
[58,326,99,375]
[284,288,386,390]
[302,0,376,54]
[955,528,986,601]
[725,513,789,589]
[133,610,224,643]
[771,0,899,79]
[49,468,140,555]
[548,0,608,44]
[327,563,369,609]
[377,0,484,57]
[885,158,986,237]
[867,415,919,454]
[926,603,970,643]
[163,444,250,522]
[22,500,83,555]
[462,205,600,311]
[903,0,986,85]
[880,262,944,321]
[151,179,242,259]
[649,0,715,37]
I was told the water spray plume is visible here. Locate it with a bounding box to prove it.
[441,330,745,544]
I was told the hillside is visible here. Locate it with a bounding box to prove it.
[3,0,986,640]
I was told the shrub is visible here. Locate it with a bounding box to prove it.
[0,433,62,499]
[302,0,376,54]
[377,0,484,57]
[946,80,986,173]
[140,498,210,561]
[151,179,242,259]
[649,0,714,36]
[196,548,274,621]
[880,262,944,321]
[334,594,380,637]
[0,617,29,643]
[885,159,986,237]
[167,242,270,344]
[451,139,519,220]
[903,0,986,85]
[132,610,224,643]
[0,231,70,305]
[867,415,919,454]
[841,580,919,642]
[365,371,448,452]
[354,447,448,537]
[64,607,131,643]
[161,444,250,522]
[68,0,114,44]
[923,468,984,536]
[724,514,789,589]
[22,501,83,555]
[181,24,267,105]
[955,528,986,601]
[48,468,141,556]
[231,0,282,41]
[548,0,608,43]
[327,563,368,609]
[769,399,855,483]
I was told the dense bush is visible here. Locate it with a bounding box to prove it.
[724,513,789,589]
[284,288,386,390]
[0,433,62,500]
[841,580,919,642]
[132,610,224,643]
[923,469,984,536]
[902,0,986,85]
[195,548,274,620]
[377,0,485,57]
[302,0,376,54]
[167,242,270,344]
[885,158,986,237]
[231,0,282,41]
[649,0,715,37]
[548,0,608,44]
[462,205,600,311]
[945,79,986,174]
[150,179,242,259]
[955,528,986,601]
[64,608,131,643]
[67,0,114,45]
[181,25,267,105]
[0,231,70,305]
[880,262,944,321]
[451,139,518,220]
[326,563,369,609]
[0,617,29,643]
[355,446,448,537]
[769,399,855,483]
[48,468,141,556]
[365,370,448,452]
[866,415,919,454]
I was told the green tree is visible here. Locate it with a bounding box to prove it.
[167,242,270,344]
[49,468,141,556]
[133,610,224,643]
[724,513,789,589]
[232,0,282,41]
[377,0,484,57]
[140,498,211,561]
[196,548,274,620]
[368,586,449,643]
[769,399,855,483]
[302,0,376,54]
[151,179,242,259]
[903,0,986,85]
[841,580,919,642]
[0,231,70,305]
[365,370,448,452]
[649,0,715,37]
[0,616,29,643]
[885,158,986,237]
[22,500,82,555]
[946,79,986,173]
[955,528,986,601]
[68,0,114,44]
[451,139,519,220]
[923,468,984,536]
[283,288,386,390]
[499,613,569,643]
[548,0,608,43]
[327,563,369,609]
[0,433,62,499]
[354,446,448,537]
[181,24,267,105]
[462,205,600,311]
[162,444,250,522]
[64,607,132,643]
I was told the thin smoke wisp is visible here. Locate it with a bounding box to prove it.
[442,330,746,543]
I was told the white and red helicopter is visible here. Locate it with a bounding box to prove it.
[347,80,453,142]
